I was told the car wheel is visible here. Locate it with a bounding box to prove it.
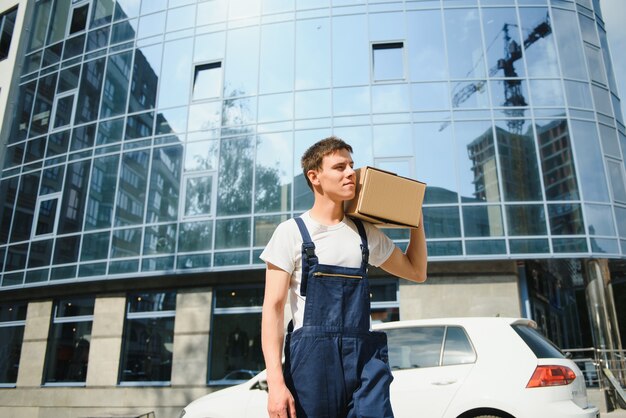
[473,416,501,418]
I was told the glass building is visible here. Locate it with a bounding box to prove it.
[0,0,625,415]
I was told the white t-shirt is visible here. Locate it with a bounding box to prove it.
[259,211,395,330]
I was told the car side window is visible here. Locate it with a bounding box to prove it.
[386,326,445,370]
[442,326,476,366]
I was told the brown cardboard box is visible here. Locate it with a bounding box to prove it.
[345,166,426,228]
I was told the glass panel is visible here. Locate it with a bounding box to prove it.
[53,235,80,264]
[217,137,253,215]
[407,9,446,81]
[119,317,174,382]
[481,7,525,78]
[11,81,37,142]
[184,140,219,172]
[69,3,90,34]
[259,21,294,94]
[128,44,161,113]
[188,101,221,133]
[529,79,565,107]
[616,207,626,238]
[373,124,411,158]
[295,90,331,119]
[590,238,618,254]
[506,205,547,236]
[585,204,616,236]
[592,85,613,116]
[196,0,228,26]
[423,207,461,238]
[6,244,28,271]
[552,8,587,80]
[91,0,114,27]
[140,0,167,15]
[455,121,499,202]
[44,321,92,383]
[255,133,293,213]
[100,51,133,118]
[564,80,593,109]
[146,147,182,222]
[125,111,154,140]
[372,84,409,113]
[258,93,293,123]
[63,33,85,60]
[28,239,53,268]
[331,14,367,87]
[598,124,620,158]
[215,218,251,249]
[445,8,485,79]
[548,203,584,235]
[158,38,193,108]
[11,173,40,242]
[178,220,213,252]
[411,83,449,111]
[28,0,52,52]
[607,160,626,203]
[58,65,81,93]
[85,155,119,230]
[35,198,58,236]
[333,87,370,116]
[109,259,138,274]
[509,238,549,254]
[115,151,149,226]
[111,19,137,44]
[97,118,124,145]
[536,119,579,200]
[70,123,96,151]
[137,11,165,39]
[47,0,71,45]
[80,231,110,261]
[386,326,444,369]
[495,119,542,201]
[184,175,214,217]
[193,31,225,63]
[111,227,142,258]
[0,324,24,383]
[465,239,506,255]
[296,18,330,89]
[30,74,58,137]
[166,4,194,33]
[570,120,609,202]
[58,160,91,234]
[53,94,75,129]
[75,58,106,124]
[87,26,110,52]
[128,291,176,312]
[0,178,19,245]
[552,237,587,253]
[222,96,256,132]
[519,7,559,78]
[193,62,222,101]
[209,312,263,383]
[442,326,476,366]
[372,43,404,81]
[224,26,259,97]
[40,166,65,195]
[254,215,288,247]
[462,205,504,237]
[156,107,188,136]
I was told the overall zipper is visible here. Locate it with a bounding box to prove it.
[313,272,362,279]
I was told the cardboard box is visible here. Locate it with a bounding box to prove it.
[345,166,426,228]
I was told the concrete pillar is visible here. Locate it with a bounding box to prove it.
[16,300,52,387]
[86,294,126,386]
[171,288,212,387]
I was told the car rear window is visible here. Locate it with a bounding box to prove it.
[512,324,565,359]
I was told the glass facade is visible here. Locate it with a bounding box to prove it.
[0,1,624,281]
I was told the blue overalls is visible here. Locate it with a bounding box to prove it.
[283,217,394,418]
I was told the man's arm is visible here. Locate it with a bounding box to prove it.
[261,263,296,418]
[380,213,427,283]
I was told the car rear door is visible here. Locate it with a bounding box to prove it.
[386,325,476,417]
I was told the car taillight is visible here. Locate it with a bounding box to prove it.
[526,365,577,388]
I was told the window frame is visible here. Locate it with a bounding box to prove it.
[50,89,78,131]
[32,192,63,239]
[0,6,18,61]
[192,61,223,102]
[180,171,218,220]
[371,41,406,82]
[66,0,91,37]
[0,302,27,387]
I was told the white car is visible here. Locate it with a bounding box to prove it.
[180,317,600,418]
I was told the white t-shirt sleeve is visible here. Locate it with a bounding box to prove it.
[259,219,299,274]
[363,222,395,267]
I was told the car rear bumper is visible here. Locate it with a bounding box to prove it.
[525,401,600,418]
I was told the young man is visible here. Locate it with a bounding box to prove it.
[260,137,427,418]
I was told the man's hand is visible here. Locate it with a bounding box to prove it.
[267,382,296,418]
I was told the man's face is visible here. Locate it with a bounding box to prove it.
[311,148,356,201]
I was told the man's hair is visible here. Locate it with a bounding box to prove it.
[301,136,353,190]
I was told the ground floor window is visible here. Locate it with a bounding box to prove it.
[0,302,27,386]
[119,291,176,385]
[44,297,94,385]
[209,286,264,385]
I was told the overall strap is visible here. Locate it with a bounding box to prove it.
[294,217,317,297]
[352,218,370,267]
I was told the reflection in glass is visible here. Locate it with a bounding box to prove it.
[28,239,53,268]
[111,227,142,258]
[455,121,499,202]
[552,8,587,80]
[115,151,149,226]
[75,58,106,124]
[53,235,80,265]
[529,79,565,107]
[333,87,369,116]
[196,0,228,26]
[222,97,257,132]
[97,118,124,145]
[0,318,25,384]
[128,44,161,113]
[259,21,294,94]
[495,120,542,201]
[552,238,587,253]
[81,232,110,261]
[217,137,253,215]
[184,140,218,172]
[29,73,57,137]
[53,94,76,129]
[143,224,177,255]
[332,15,367,87]
[70,123,96,151]
[111,19,137,44]
[188,101,221,133]
[184,175,214,218]
[372,84,410,114]
[536,119,579,200]
[296,18,330,89]
[255,133,292,213]
[156,107,188,136]
[254,215,288,247]
[295,90,331,119]
[462,205,504,237]
[445,8,485,80]
[27,0,51,52]
[166,5,195,33]
[548,203,584,235]
[407,10,446,81]
[214,251,249,266]
[519,8,558,78]
[193,62,222,101]
[563,80,593,109]
[158,38,192,108]
[224,27,259,97]
[607,160,626,203]
[423,207,461,239]
[570,120,609,202]
[465,240,506,255]
[585,204,615,236]
[258,93,293,123]
[57,160,90,235]
[509,239,549,254]
[10,173,39,242]
[414,123,457,203]
[147,146,182,223]
[215,218,251,249]
[506,205,546,236]
[34,198,58,236]
[40,166,65,194]
[178,221,213,252]
[125,112,153,140]
[44,320,92,383]
[598,124,620,158]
